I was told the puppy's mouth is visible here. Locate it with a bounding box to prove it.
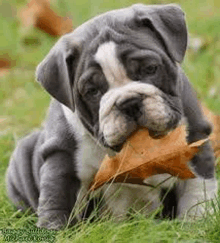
[109,143,124,152]
[148,129,169,139]
[101,128,169,153]
[99,134,124,152]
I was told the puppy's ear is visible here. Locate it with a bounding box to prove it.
[36,35,80,111]
[133,4,187,63]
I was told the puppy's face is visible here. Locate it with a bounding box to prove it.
[36,4,187,150]
[75,37,182,150]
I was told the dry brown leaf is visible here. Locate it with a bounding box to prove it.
[90,126,207,191]
[0,56,15,77]
[19,0,73,36]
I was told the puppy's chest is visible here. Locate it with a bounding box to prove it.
[62,105,108,184]
[76,134,107,183]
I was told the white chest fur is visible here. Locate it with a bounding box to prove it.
[62,105,112,185]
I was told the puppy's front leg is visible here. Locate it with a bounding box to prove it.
[37,152,80,230]
[179,71,218,218]
[177,178,217,219]
[180,71,216,178]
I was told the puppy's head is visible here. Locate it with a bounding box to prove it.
[36,4,187,151]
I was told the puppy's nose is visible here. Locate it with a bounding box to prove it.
[118,98,142,119]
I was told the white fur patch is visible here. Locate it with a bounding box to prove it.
[95,42,130,88]
[62,104,108,184]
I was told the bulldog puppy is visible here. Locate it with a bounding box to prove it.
[6,4,217,229]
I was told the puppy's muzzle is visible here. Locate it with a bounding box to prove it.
[99,83,182,151]
[117,97,169,139]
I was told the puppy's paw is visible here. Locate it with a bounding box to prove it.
[177,178,218,220]
[177,198,216,221]
[37,210,77,230]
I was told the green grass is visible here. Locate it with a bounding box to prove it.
[0,0,220,242]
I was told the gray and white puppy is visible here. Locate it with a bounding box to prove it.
[6,4,217,229]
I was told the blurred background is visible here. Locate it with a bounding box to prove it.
[0,0,219,158]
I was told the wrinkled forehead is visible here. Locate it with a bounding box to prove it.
[75,21,164,77]
[73,5,169,90]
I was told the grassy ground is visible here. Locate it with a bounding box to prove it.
[0,0,220,242]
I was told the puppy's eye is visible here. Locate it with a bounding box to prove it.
[86,87,101,97]
[127,58,158,80]
[142,65,158,75]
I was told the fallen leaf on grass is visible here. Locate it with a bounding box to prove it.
[0,56,15,77]
[19,0,73,36]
